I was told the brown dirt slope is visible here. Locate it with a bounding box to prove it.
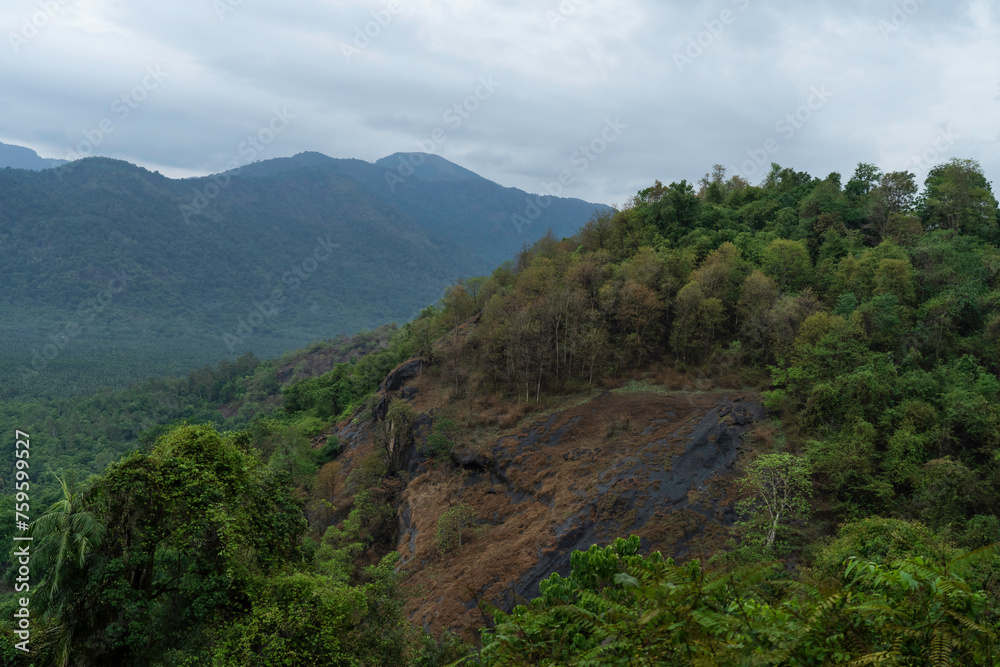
[327,362,764,638]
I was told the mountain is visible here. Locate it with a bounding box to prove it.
[3,157,1000,664]
[0,141,68,170]
[0,153,608,398]
[231,151,606,268]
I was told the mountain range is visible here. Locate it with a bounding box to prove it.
[0,148,608,398]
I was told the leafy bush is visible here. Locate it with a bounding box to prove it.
[436,502,476,553]
[423,418,455,459]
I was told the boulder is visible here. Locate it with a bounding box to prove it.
[378,359,423,393]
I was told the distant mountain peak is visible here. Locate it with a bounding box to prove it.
[375,152,483,182]
[0,141,68,170]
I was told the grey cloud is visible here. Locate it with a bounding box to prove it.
[1,0,998,206]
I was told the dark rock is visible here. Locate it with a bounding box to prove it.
[378,358,423,393]
[451,447,494,472]
[488,395,767,612]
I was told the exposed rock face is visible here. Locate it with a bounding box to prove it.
[386,387,764,636]
[379,359,423,394]
[450,447,494,472]
[494,395,764,607]
[325,356,764,637]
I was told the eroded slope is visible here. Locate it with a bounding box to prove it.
[326,363,763,637]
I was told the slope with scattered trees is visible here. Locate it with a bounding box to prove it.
[4,157,1000,664]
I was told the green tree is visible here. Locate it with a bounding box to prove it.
[736,270,780,361]
[30,424,307,664]
[26,473,105,665]
[436,502,476,553]
[919,158,999,238]
[213,555,412,667]
[670,281,724,362]
[761,239,812,291]
[868,170,918,241]
[735,453,812,550]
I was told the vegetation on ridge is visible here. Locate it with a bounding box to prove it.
[3,157,1000,664]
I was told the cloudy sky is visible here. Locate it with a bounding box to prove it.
[2,0,998,206]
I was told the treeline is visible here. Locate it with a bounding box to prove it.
[422,158,1000,544]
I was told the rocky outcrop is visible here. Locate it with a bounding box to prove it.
[498,395,763,606]
[450,447,494,472]
[395,389,766,635]
[326,357,766,637]
[378,359,423,394]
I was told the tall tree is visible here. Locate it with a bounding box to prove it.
[919,158,999,238]
[868,171,918,242]
[27,473,105,666]
[736,453,812,550]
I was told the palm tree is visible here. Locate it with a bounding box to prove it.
[27,471,105,665]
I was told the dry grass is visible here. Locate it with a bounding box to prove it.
[320,357,764,639]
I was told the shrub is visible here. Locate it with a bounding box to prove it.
[436,503,476,553]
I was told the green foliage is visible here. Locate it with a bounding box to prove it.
[735,453,812,553]
[919,158,999,238]
[281,330,413,422]
[479,537,1000,666]
[374,398,416,475]
[213,554,411,666]
[811,517,953,577]
[436,502,476,553]
[345,451,388,494]
[19,424,307,664]
[423,418,456,459]
[762,238,813,290]
[316,490,395,585]
[0,329,400,521]
[317,434,341,464]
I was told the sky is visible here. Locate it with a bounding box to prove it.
[1,0,998,207]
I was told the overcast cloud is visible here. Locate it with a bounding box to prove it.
[2,0,998,206]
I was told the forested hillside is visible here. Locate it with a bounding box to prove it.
[4,157,1000,665]
[0,153,605,399]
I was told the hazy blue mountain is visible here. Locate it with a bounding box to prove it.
[0,152,607,397]
[234,151,607,267]
[0,141,68,170]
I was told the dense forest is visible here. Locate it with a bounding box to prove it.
[0,153,604,399]
[4,156,1000,664]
